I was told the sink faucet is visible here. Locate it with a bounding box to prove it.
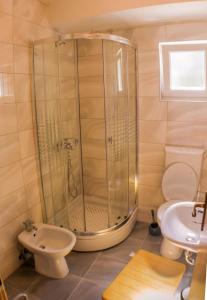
[192,203,205,217]
[23,220,36,232]
[192,192,207,231]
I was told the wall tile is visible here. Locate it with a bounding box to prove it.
[0,188,27,228]
[139,97,167,121]
[139,143,165,167]
[138,50,159,74]
[0,212,26,254]
[13,17,39,46]
[166,22,207,41]
[0,104,18,135]
[0,162,24,199]
[0,0,53,280]
[0,0,13,15]
[78,39,102,57]
[168,101,207,123]
[138,184,164,207]
[80,98,105,119]
[132,25,165,50]
[17,102,33,131]
[21,155,38,185]
[83,158,106,179]
[200,157,207,192]
[59,77,76,99]
[0,43,13,73]
[15,74,32,102]
[139,72,160,97]
[78,55,103,77]
[0,73,15,104]
[0,246,22,280]
[59,55,75,77]
[19,130,36,159]
[167,121,207,148]
[140,120,166,144]
[14,45,32,74]
[0,13,12,43]
[83,177,108,198]
[27,202,43,223]
[82,140,106,160]
[43,50,58,76]
[81,119,105,141]
[25,177,41,209]
[0,134,20,168]
[14,0,49,27]
[79,76,104,98]
[139,164,164,187]
[60,99,77,121]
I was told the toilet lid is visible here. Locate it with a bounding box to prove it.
[162,162,198,201]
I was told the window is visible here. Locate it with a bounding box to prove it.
[159,41,207,101]
[116,48,123,92]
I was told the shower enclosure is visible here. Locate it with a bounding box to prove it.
[33,33,138,251]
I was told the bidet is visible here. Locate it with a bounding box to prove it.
[18,223,76,278]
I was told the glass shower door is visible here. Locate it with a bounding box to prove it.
[103,41,130,227]
[127,47,137,212]
[33,40,85,231]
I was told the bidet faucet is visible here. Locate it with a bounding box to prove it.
[23,220,36,232]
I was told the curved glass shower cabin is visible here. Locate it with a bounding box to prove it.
[33,33,138,251]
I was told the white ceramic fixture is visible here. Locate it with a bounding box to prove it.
[161,201,207,252]
[157,146,204,259]
[74,207,138,251]
[18,223,76,278]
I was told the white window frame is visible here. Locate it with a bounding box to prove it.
[159,41,207,102]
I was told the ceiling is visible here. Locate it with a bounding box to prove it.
[50,1,207,32]
[41,1,207,32]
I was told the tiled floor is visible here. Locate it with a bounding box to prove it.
[5,222,193,300]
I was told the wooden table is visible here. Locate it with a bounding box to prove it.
[189,253,207,300]
[102,250,186,300]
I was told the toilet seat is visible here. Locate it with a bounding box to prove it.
[158,162,198,225]
[162,162,198,202]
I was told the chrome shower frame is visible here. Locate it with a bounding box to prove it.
[33,32,138,247]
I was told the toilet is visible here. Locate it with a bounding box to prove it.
[18,223,76,279]
[157,146,204,260]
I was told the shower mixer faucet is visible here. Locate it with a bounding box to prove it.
[63,138,78,150]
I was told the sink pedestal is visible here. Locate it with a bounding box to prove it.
[161,237,183,260]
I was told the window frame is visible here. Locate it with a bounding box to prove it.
[159,41,207,102]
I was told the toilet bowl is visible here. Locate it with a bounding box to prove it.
[157,146,204,260]
[18,223,76,279]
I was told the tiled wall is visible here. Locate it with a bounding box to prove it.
[78,40,108,206]
[0,0,54,279]
[115,22,207,222]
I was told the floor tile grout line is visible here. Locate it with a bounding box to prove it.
[6,269,41,295]
[81,251,103,278]
[24,274,43,294]
[66,277,85,300]
[99,253,130,265]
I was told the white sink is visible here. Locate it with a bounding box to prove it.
[161,201,207,252]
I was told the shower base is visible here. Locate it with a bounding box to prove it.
[73,206,138,252]
[70,201,109,232]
